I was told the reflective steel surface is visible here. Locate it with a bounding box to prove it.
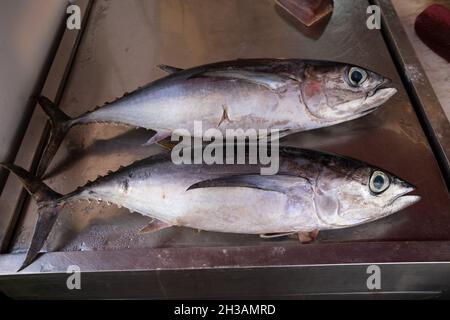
[1,0,450,274]
[377,0,450,186]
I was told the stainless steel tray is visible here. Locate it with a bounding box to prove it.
[1,0,449,298]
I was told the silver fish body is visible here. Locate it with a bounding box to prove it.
[72,59,396,136]
[1,147,419,269]
[36,59,397,176]
[74,148,417,234]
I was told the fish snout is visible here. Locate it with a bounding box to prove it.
[387,178,418,209]
[367,77,395,97]
[360,87,397,115]
[389,194,421,213]
[379,77,393,89]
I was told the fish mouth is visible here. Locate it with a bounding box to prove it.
[367,78,393,97]
[385,195,421,219]
[348,194,421,227]
[358,87,397,115]
[348,194,421,228]
[357,106,377,117]
[353,79,397,117]
[321,185,420,229]
[367,80,397,99]
[386,193,421,213]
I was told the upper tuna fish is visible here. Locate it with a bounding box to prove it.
[2,146,418,270]
[36,59,397,175]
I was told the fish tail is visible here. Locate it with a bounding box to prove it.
[0,163,63,270]
[36,96,73,177]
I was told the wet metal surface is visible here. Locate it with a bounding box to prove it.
[2,0,450,270]
[376,0,450,187]
[391,0,450,119]
[0,0,93,253]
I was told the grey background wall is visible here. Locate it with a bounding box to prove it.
[0,0,67,189]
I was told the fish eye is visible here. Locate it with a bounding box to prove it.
[369,170,390,194]
[348,67,368,86]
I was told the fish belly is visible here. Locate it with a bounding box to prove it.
[94,166,318,234]
[171,187,318,234]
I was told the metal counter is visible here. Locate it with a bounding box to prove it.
[0,0,449,298]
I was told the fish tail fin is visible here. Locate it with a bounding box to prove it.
[0,163,62,271]
[36,96,73,177]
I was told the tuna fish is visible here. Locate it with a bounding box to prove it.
[2,146,419,270]
[36,59,397,176]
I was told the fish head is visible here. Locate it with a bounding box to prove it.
[313,160,420,229]
[300,63,397,123]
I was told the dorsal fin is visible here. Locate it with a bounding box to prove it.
[157,64,184,74]
[187,174,311,195]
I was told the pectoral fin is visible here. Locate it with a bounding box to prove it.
[298,230,319,243]
[260,232,296,238]
[143,131,172,146]
[187,174,310,195]
[314,189,341,227]
[196,70,292,92]
[139,219,172,234]
[157,137,179,150]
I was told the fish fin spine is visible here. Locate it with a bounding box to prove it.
[139,219,172,234]
[143,131,172,146]
[157,64,184,74]
[260,232,296,238]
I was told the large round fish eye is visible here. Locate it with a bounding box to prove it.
[369,170,390,194]
[348,67,368,86]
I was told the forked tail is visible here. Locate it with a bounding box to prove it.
[0,163,62,270]
[36,96,73,177]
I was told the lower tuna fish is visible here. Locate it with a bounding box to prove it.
[36,59,396,175]
[2,147,419,270]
